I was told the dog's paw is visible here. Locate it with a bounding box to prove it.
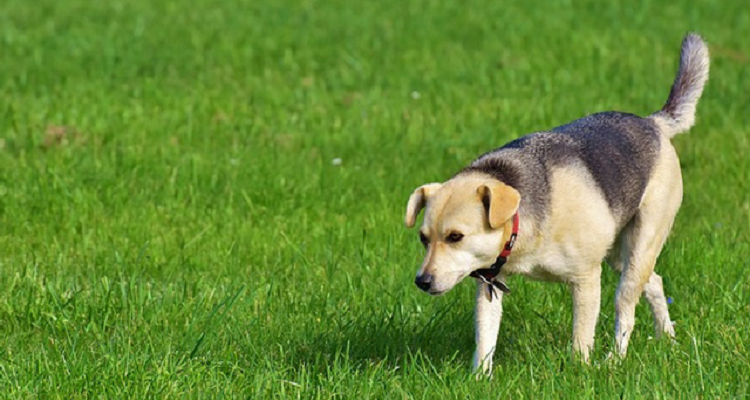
[471,357,493,380]
[473,367,493,381]
[604,351,625,366]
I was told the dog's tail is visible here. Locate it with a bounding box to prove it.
[651,33,710,138]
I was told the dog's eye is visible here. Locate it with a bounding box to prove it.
[419,232,429,247]
[446,232,464,243]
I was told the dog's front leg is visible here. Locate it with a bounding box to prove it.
[472,280,504,375]
[570,267,602,362]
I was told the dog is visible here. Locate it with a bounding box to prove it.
[404,33,709,374]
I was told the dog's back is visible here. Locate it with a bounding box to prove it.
[501,113,660,226]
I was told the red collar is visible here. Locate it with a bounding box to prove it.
[470,213,519,295]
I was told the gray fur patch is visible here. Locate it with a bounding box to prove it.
[462,112,661,228]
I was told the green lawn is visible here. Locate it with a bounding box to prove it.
[1,0,749,398]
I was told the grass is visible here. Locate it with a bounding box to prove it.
[1,0,749,398]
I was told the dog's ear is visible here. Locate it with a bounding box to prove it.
[404,183,442,228]
[478,182,520,229]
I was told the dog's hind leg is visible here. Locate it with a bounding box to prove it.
[611,226,675,341]
[614,222,667,356]
[614,141,682,356]
[643,272,675,338]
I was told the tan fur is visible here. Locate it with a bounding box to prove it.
[478,182,520,229]
[498,165,617,284]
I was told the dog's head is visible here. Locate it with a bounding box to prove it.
[404,174,520,295]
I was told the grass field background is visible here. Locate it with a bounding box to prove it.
[1,0,749,398]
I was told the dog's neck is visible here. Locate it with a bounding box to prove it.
[460,156,524,191]
[509,209,535,259]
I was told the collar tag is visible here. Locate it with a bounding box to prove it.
[476,273,511,302]
[471,213,519,301]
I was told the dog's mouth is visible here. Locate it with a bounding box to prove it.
[428,272,476,296]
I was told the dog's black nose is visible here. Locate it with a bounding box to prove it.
[415,274,433,291]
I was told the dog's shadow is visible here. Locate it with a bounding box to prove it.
[282,299,465,371]
[282,295,526,373]
[281,286,571,374]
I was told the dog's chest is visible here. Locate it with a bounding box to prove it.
[503,245,598,282]
[503,165,621,281]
